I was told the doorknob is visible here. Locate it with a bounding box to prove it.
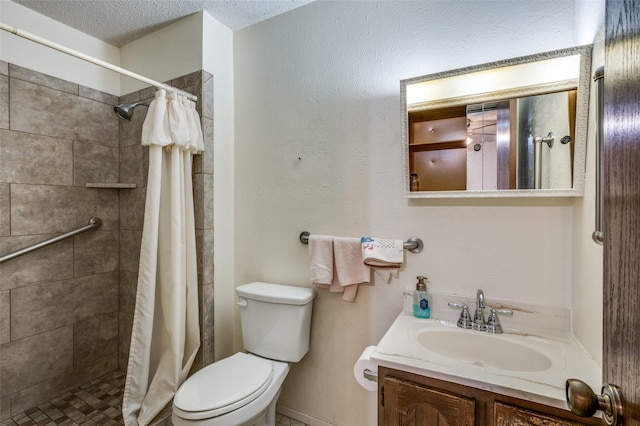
[565,379,623,425]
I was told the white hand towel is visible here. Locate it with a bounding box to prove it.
[333,237,370,302]
[309,235,334,286]
[361,237,403,282]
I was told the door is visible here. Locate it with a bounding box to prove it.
[603,0,640,424]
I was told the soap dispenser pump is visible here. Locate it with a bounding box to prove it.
[412,276,431,318]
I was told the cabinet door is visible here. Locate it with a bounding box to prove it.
[382,376,475,426]
[494,402,586,426]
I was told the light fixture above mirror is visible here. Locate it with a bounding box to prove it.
[401,45,592,198]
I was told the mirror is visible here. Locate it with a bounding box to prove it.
[402,45,592,198]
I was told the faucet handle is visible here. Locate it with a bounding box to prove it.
[486,308,513,334]
[448,302,473,329]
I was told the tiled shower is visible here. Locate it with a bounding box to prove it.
[0,61,215,422]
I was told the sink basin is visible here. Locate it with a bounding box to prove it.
[372,315,601,408]
[411,328,553,372]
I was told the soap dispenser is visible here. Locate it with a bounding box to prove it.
[412,276,431,318]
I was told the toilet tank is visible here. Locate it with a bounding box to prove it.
[236,282,315,362]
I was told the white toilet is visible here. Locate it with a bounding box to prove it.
[172,282,315,426]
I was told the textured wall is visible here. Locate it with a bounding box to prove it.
[0,61,119,420]
[234,2,600,425]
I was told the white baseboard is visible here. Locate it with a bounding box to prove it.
[276,405,335,426]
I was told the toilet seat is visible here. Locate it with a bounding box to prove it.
[173,352,274,420]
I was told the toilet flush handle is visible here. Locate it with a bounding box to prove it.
[237,298,248,308]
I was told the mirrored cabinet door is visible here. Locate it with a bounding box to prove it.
[401,45,592,198]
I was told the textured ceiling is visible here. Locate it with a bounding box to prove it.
[10,0,316,47]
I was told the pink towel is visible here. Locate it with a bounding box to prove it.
[309,235,334,285]
[333,237,370,302]
[308,235,370,302]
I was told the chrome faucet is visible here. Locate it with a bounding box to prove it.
[449,289,514,334]
[472,289,486,331]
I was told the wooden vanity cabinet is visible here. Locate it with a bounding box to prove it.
[378,367,600,426]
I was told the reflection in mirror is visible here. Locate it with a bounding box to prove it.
[402,45,592,198]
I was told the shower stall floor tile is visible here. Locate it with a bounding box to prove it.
[2,369,309,426]
[2,370,125,426]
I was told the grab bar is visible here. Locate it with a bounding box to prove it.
[593,66,604,245]
[0,217,102,263]
[299,231,424,253]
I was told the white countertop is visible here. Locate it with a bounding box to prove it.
[371,313,602,410]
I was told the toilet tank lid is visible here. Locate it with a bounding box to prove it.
[236,282,315,305]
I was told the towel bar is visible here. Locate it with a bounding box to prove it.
[299,231,423,253]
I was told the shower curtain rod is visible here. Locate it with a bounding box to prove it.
[0,22,198,102]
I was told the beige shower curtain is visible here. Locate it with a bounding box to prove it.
[122,90,204,426]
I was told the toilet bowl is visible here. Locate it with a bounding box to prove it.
[172,282,314,426]
[172,353,289,426]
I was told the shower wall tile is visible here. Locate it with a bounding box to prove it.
[1,395,8,421]
[10,79,118,147]
[118,351,129,372]
[73,312,118,367]
[74,230,119,277]
[118,311,133,357]
[190,336,215,376]
[201,284,214,341]
[9,64,78,96]
[0,184,9,236]
[193,117,213,175]
[202,117,214,173]
[119,230,142,273]
[2,64,132,418]
[0,74,8,130]
[0,291,9,344]
[10,271,118,340]
[0,235,73,290]
[193,173,214,233]
[171,71,201,93]
[0,325,73,397]
[139,86,157,102]
[203,174,214,229]
[119,187,146,230]
[193,173,204,230]
[195,230,204,285]
[7,353,118,418]
[79,85,118,105]
[202,75,213,120]
[0,130,73,185]
[118,91,140,106]
[73,141,119,186]
[119,271,138,314]
[10,184,119,235]
[202,228,214,285]
[202,337,215,367]
[119,107,147,148]
[120,144,147,187]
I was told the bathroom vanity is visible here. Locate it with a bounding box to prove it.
[378,367,599,425]
[371,314,601,426]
